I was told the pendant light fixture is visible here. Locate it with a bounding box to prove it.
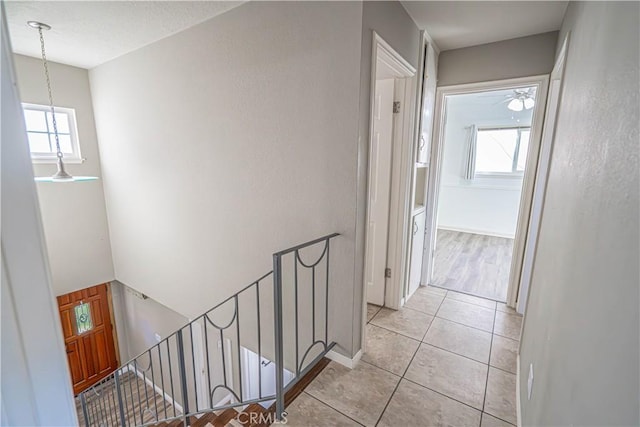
[28,21,98,183]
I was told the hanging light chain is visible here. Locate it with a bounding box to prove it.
[38,26,63,160]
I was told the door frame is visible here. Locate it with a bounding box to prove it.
[424,75,549,309]
[517,34,570,314]
[362,32,417,313]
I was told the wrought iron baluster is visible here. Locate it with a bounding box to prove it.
[312,265,316,342]
[126,366,137,425]
[108,382,118,426]
[157,345,168,419]
[256,282,262,400]
[204,317,212,408]
[88,394,97,427]
[104,379,115,427]
[133,361,144,424]
[235,295,243,402]
[294,253,300,376]
[189,323,199,411]
[166,339,176,418]
[273,253,285,421]
[149,352,159,421]
[325,239,330,345]
[140,358,151,420]
[220,329,227,389]
[80,392,90,427]
[114,370,127,427]
[176,330,190,427]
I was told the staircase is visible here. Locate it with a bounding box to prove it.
[77,233,339,427]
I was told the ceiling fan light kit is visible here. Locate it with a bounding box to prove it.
[28,21,98,183]
[507,88,536,112]
[508,98,524,112]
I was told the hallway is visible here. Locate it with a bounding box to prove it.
[285,286,522,426]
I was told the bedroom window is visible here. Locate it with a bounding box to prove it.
[22,103,82,162]
[474,127,531,176]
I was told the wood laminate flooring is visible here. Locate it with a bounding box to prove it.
[431,229,513,302]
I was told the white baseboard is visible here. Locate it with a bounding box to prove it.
[124,364,184,414]
[438,225,515,239]
[516,355,522,427]
[326,349,362,369]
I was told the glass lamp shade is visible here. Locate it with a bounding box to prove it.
[508,98,524,112]
[34,156,98,182]
[35,175,99,182]
[524,97,535,109]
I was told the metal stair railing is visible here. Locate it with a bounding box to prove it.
[77,233,339,427]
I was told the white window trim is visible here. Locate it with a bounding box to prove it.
[22,103,85,164]
[473,125,530,178]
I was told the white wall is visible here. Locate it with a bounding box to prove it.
[89,1,364,357]
[438,92,533,237]
[438,32,558,87]
[1,6,77,423]
[519,2,639,425]
[13,54,114,296]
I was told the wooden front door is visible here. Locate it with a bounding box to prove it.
[57,283,119,395]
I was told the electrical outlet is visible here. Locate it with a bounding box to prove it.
[527,363,534,400]
[154,333,162,343]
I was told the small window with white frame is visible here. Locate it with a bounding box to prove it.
[22,103,82,162]
[474,126,530,177]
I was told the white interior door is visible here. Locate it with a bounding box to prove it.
[365,78,395,306]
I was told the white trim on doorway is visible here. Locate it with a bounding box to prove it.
[517,33,570,315]
[361,31,418,356]
[424,75,549,310]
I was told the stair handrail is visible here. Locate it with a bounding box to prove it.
[77,232,340,427]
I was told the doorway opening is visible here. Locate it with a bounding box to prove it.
[425,77,548,306]
[363,33,417,310]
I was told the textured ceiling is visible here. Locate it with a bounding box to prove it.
[5,1,245,69]
[402,1,568,51]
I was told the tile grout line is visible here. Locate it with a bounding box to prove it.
[430,284,507,305]
[302,392,366,427]
[401,376,484,415]
[372,293,446,427]
[372,334,423,426]
[443,294,498,310]
[369,308,519,372]
[482,308,498,414]
[362,295,519,426]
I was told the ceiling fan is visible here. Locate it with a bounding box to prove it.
[504,88,536,112]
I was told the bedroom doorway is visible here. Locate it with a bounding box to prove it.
[425,77,548,304]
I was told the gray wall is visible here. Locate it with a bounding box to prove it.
[519,2,639,425]
[89,1,364,358]
[437,32,558,86]
[13,54,114,295]
[111,281,198,409]
[353,0,421,349]
[111,281,189,362]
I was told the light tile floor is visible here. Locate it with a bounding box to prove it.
[287,286,522,426]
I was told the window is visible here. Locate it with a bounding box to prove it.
[74,302,93,334]
[475,127,530,176]
[22,103,82,162]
